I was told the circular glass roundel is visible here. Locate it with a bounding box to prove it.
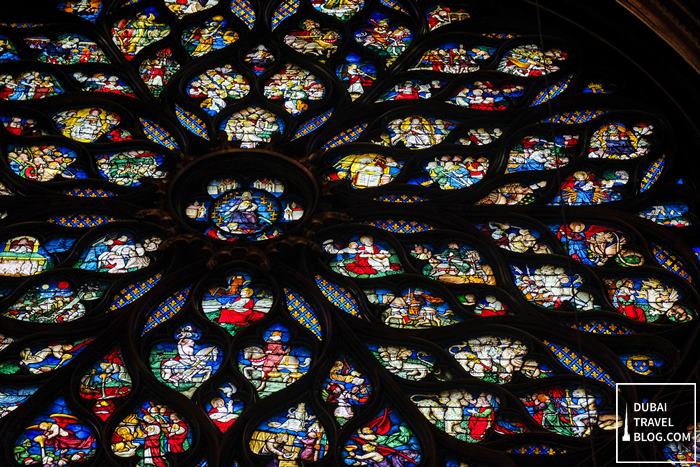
[170,150,317,242]
[0,1,697,466]
[211,189,280,234]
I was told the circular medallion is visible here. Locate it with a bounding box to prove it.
[210,189,279,235]
[170,150,317,242]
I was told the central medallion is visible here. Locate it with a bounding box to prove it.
[210,189,280,235]
[171,150,317,242]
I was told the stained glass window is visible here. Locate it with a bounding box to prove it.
[0,1,698,465]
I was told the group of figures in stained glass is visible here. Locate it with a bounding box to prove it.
[0,0,697,465]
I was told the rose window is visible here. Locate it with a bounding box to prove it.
[0,0,697,466]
